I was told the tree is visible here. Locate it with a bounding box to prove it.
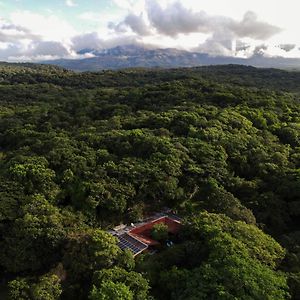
[2,61,300,300]
[63,229,121,280]
[8,274,62,300]
[0,178,25,222]
[8,156,59,200]
[31,275,62,300]
[200,181,256,224]
[117,249,135,271]
[8,278,31,300]
[89,281,133,300]
[92,267,150,300]
[160,212,290,300]
[151,223,169,242]
[0,194,66,272]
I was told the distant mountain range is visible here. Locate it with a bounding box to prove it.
[44,44,300,72]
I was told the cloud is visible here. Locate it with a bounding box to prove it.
[0,43,24,60]
[65,0,77,7]
[28,41,70,56]
[100,35,144,49]
[195,38,233,56]
[71,32,103,51]
[0,17,75,61]
[109,13,151,35]
[146,1,212,36]
[231,11,281,40]
[0,1,290,61]
[71,31,147,53]
[0,14,143,61]
[0,40,74,61]
[109,0,281,56]
[236,40,251,52]
[144,1,281,39]
[112,0,135,10]
[253,44,268,55]
[0,20,41,43]
[277,43,296,52]
[10,11,76,42]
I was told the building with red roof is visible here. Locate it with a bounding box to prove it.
[114,215,182,256]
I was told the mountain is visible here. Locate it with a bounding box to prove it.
[43,44,300,72]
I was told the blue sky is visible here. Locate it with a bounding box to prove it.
[0,0,123,31]
[1,0,114,14]
[0,0,299,61]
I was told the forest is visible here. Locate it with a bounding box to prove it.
[0,63,300,299]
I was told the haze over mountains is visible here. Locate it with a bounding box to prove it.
[44,44,300,72]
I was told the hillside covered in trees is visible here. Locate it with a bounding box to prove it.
[0,63,300,299]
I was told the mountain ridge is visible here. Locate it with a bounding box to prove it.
[43,44,300,71]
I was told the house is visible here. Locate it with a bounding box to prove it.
[112,215,182,256]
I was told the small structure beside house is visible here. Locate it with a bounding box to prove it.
[111,214,182,256]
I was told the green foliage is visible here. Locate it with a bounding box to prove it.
[139,212,290,300]
[0,178,25,222]
[92,267,150,300]
[8,156,59,200]
[89,281,133,300]
[178,213,289,300]
[8,278,31,300]
[63,229,121,280]
[117,249,136,271]
[288,273,300,300]
[8,275,62,300]
[185,212,286,268]
[31,275,62,300]
[198,180,256,224]
[151,223,169,241]
[0,194,67,272]
[0,64,300,299]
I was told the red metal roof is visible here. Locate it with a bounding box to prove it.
[129,216,182,246]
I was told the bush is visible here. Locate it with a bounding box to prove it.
[151,223,169,242]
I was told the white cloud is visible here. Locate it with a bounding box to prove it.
[143,0,281,40]
[10,11,76,42]
[108,0,281,57]
[109,13,151,35]
[0,14,77,61]
[146,1,211,36]
[277,43,296,52]
[71,31,144,52]
[28,41,70,56]
[0,0,299,60]
[65,0,77,7]
[71,32,103,51]
[0,43,23,61]
[253,44,268,55]
[112,0,135,10]
[231,11,281,40]
[196,39,233,57]
[235,40,251,52]
[0,19,41,43]
[78,11,125,28]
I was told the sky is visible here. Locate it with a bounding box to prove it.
[0,0,299,61]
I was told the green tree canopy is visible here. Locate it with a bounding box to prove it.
[151,223,169,242]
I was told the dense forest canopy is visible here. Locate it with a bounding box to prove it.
[0,63,300,299]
